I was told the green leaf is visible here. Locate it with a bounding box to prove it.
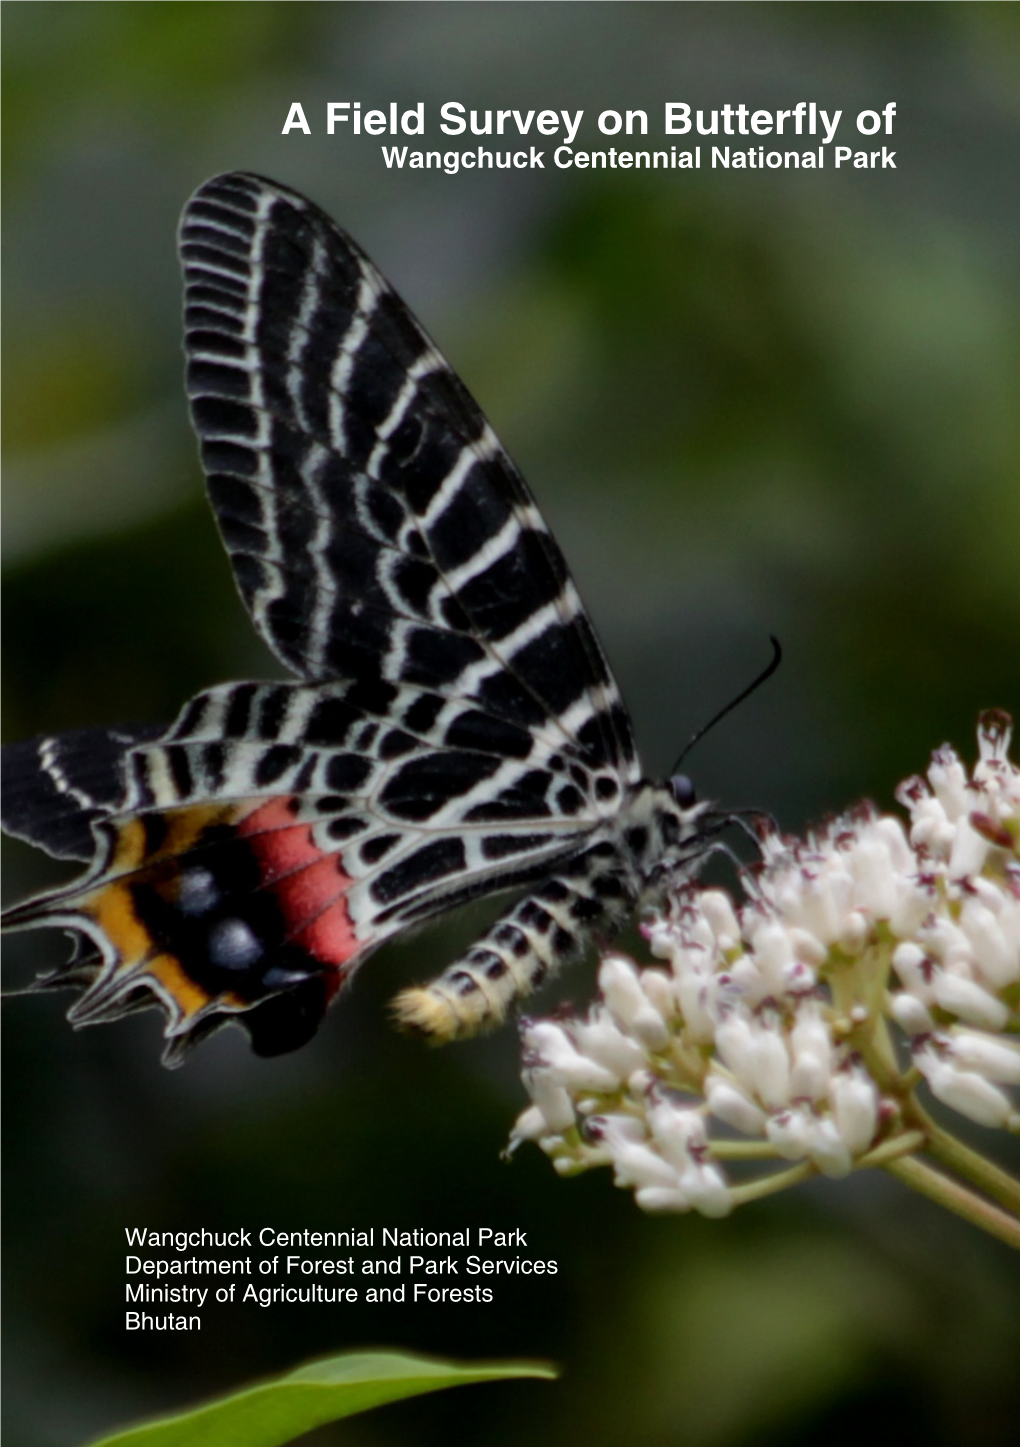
[87,1351,558,1447]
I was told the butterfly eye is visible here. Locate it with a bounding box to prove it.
[670,774,697,809]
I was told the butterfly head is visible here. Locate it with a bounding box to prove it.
[615,777,711,896]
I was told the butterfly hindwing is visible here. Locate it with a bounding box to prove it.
[3,661,625,1060]
[134,676,615,930]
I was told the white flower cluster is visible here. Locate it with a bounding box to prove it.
[512,711,1020,1218]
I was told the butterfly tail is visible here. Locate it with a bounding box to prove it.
[3,790,364,1064]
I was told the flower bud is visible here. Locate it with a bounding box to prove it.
[525,1022,622,1093]
[676,972,716,1043]
[874,816,914,872]
[766,1107,814,1160]
[680,1161,732,1217]
[790,1049,829,1102]
[572,1015,647,1079]
[639,968,676,1021]
[635,1185,691,1214]
[714,1013,758,1090]
[526,1071,578,1133]
[510,1105,551,1144]
[647,1100,706,1169]
[848,838,898,918]
[889,991,935,1038]
[598,955,644,1013]
[782,960,818,996]
[945,1029,1020,1084]
[725,957,767,1005]
[948,817,991,880]
[791,1002,833,1071]
[932,972,1009,1031]
[749,921,795,992]
[750,1022,792,1108]
[800,868,854,943]
[959,899,1018,988]
[700,890,742,948]
[892,942,933,999]
[787,928,828,967]
[920,1056,1015,1129]
[829,1071,879,1154]
[928,747,968,820]
[610,1140,683,1191]
[890,881,933,937]
[808,1117,853,1178]
[838,911,870,954]
[705,1076,767,1135]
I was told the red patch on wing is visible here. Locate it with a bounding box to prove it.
[237,798,360,980]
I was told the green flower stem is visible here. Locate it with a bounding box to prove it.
[905,1100,1020,1218]
[727,1161,815,1206]
[709,1139,782,1161]
[830,942,902,1089]
[883,1155,1020,1251]
[856,1130,927,1169]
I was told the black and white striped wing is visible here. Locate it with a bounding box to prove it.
[180,172,638,785]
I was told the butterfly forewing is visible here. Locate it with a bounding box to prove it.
[180,173,637,780]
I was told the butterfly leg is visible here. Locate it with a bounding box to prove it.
[392,843,636,1042]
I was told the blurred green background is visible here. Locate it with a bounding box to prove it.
[3,5,1019,1447]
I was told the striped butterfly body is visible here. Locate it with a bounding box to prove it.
[2,172,712,1065]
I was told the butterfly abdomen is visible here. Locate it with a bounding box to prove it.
[393,838,641,1041]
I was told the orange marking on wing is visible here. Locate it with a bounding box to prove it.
[162,804,235,855]
[85,880,218,1020]
[110,817,149,871]
[89,880,153,967]
[237,797,361,972]
[100,805,237,882]
[146,953,226,1019]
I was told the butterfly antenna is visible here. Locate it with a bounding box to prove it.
[671,636,782,774]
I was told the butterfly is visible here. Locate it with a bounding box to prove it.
[2,172,716,1066]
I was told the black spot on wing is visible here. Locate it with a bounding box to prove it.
[253,744,301,787]
[359,833,400,865]
[402,692,444,735]
[224,684,258,737]
[454,527,565,640]
[442,709,533,760]
[325,815,366,843]
[370,836,468,906]
[481,833,557,861]
[426,461,513,571]
[306,696,360,746]
[191,397,258,438]
[378,729,417,761]
[509,622,592,716]
[325,754,373,793]
[379,751,502,822]
[402,627,485,689]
